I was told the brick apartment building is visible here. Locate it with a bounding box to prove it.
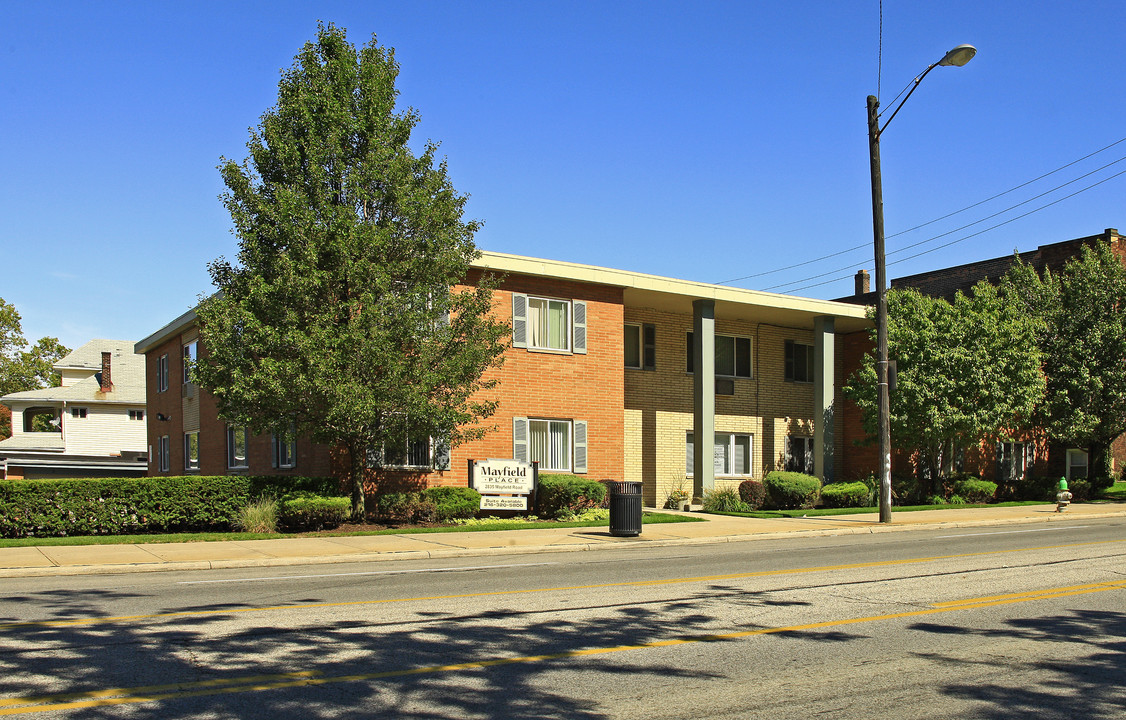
[136,251,870,506]
[837,228,1124,486]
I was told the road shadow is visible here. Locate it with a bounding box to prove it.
[909,608,1126,718]
[0,577,829,719]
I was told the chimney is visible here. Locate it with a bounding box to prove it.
[855,269,871,297]
[100,351,113,392]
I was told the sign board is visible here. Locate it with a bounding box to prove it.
[469,458,538,514]
[481,495,528,511]
[470,459,536,495]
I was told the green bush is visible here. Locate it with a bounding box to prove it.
[419,486,481,522]
[820,482,871,508]
[0,475,343,538]
[536,474,607,519]
[763,471,822,510]
[278,492,351,531]
[372,492,437,524]
[737,480,766,509]
[951,478,997,504]
[1068,479,1092,502]
[702,487,750,513]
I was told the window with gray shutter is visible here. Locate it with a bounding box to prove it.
[573,420,588,473]
[572,301,587,354]
[513,417,528,462]
[512,294,528,348]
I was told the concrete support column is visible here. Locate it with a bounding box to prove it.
[692,299,716,499]
[813,316,835,484]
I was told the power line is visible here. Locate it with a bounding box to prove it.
[776,167,1126,295]
[714,136,1126,286]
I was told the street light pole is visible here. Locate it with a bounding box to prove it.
[867,44,976,524]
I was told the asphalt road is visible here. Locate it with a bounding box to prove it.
[2,519,1124,719]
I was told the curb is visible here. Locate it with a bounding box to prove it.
[4,508,1124,579]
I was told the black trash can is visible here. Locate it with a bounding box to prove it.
[608,481,643,537]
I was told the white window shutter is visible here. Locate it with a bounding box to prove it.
[573,420,588,473]
[512,294,528,348]
[513,417,529,462]
[572,300,587,354]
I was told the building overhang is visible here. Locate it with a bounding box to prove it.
[475,251,872,333]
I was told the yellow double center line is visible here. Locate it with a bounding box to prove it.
[3,578,1125,715]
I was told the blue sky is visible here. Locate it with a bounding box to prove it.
[2,1,1123,351]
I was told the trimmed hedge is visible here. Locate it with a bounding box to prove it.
[0,475,340,538]
[951,478,998,504]
[763,471,822,510]
[421,486,482,523]
[820,482,871,509]
[278,493,351,531]
[535,474,607,519]
[737,479,766,510]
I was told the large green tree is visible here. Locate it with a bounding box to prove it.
[0,298,69,439]
[1003,244,1126,487]
[195,25,509,517]
[845,282,1045,490]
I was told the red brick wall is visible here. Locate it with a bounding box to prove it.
[434,271,625,487]
[144,270,626,493]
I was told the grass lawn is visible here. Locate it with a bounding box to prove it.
[0,511,702,549]
[1097,481,1126,501]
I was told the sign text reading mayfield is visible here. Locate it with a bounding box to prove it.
[469,458,537,503]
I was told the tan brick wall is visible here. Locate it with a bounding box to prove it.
[624,308,844,505]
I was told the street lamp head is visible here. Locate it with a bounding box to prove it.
[938,44,977,67]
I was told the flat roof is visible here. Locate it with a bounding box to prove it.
[136,250,872,353]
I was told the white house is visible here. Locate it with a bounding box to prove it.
[0,339,147,479]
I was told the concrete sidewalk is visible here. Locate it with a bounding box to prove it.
[3,502,1124,578]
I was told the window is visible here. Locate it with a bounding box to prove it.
[686,333,752,378]
[786,436,814,474]
[624,323,656,370]
[182,340,197,384]
[129,410,145,421]
[227,425,249,469]
[686,432,753,476]
[184,432,200,471]
[157,354,169,393]
[511,294,587,354]
[997,442,1031,483]
[1067,449,1088,480]
[785,340,815,383]
[366,433,451,470]
[513,417,587,473]
[158,435,170,472]
[71,408,87,419]
[272,428,297,469]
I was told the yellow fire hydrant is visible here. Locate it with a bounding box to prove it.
[1056,478,1073,512]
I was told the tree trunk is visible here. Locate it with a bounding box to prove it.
[349,439,367,520]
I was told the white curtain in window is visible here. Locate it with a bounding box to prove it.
[528,300,543,347]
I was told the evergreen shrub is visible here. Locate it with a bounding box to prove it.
[535,474,607,519]
[420,486,481,522]
[278,492,351,530]
[763,471,821,510]
[820,482,871,508]
[951,478,997,504]
[0,475,340,538]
